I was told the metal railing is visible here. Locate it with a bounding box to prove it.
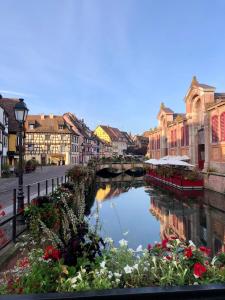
[0,175,69,252]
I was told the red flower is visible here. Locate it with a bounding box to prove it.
[166,255,172,260]
[162,239,169,249]
[0,210,6,217]
[43,245,61,261]
[184,247,193,258]
[193,262,207,278]
[147,244,152,251]
[19,257,29,268]
[199,246,211,256]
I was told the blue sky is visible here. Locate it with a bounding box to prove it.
[1,0,225,134]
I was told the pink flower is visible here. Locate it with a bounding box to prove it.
[147,244,152,251]
[0,210,6,217]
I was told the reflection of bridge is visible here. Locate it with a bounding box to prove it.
[96,162,145,174]
[96,174,144,183]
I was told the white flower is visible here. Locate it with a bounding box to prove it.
[100,261,106,269]
[133,263,139,270]
[189,240,196,248]
[124,265,133,274]
[128,248,135,253]
[143,267,148,271]
[70,277,77,284]
[104,237,113,244]
[108,271,113,279]
[119,239,128,247]
[114,272,121,278]
[115,278,120,283]
[136,245,143,252]
[123,231,129,236]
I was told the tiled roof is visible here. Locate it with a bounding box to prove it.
[100,125,124,141]
[0,98,20,132]
[215,93,225,101]
[63,112,91,139]
[121,131,134,145]
[25,115,71,133]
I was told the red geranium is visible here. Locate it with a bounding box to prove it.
[162,239,169,249]
[184,247,193,258]
[199,246,211,256]
[43,245,61,261]
[19,257,29,268]
[193,262,207,278]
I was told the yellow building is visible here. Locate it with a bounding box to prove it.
[94,125,127,156]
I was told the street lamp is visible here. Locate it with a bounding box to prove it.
[14,98,29,213]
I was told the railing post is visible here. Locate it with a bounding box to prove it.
[38,182,40,197]
[27,185,30,205]
[46,180,48,195]
[12,189,17,242]
[52,178,54,193]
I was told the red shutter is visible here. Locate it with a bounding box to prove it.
[220,112,225,142]
[212,116,218,143]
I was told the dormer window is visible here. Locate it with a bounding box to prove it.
[58,124,64,130]
[29,124,35,129]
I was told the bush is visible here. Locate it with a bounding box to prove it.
[1,163,11,177]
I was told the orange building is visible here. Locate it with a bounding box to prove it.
[148,76,225,174]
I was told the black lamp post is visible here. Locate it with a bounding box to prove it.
[14,98,29,213]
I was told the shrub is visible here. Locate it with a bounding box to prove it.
[1,163,11,177]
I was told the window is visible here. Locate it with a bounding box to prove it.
[174,129,177,147]
[220,112,225,141]
[29,124,35,129]
[185,125,189,146]
[58,124,64,130]
[171,130,173,148]
[45,134,50,141]
[181,127,184,146]
[212,115,219,143]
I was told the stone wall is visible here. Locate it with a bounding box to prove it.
[203,172,225,194]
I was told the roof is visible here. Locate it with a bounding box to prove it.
[191,76,215,89]
[133,135,149,144]
[100,125,124,141]
[0,98,20,132]
[63,112,91,139]
[121,131,134,145]
[25,115,71,133]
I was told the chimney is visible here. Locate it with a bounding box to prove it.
[41,114,45,120]
[49,114,54,119]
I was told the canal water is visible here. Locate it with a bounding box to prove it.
[90,175,225,255]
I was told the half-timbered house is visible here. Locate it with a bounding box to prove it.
[25,114,79,165]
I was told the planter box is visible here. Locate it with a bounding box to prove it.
[1,284,225,300]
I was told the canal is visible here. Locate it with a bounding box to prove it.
[90,174,225,255]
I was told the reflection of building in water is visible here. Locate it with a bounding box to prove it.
[149,189,225,255]
[95,183,130,202]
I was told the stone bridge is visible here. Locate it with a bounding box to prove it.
[96,162,146,174]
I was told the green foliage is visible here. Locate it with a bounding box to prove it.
[1,163,11,177]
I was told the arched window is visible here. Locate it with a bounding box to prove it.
[220,112,225,142]
[212,115,219,143]
[181,126,184,146]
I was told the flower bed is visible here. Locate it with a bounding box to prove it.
[1,183,225,296]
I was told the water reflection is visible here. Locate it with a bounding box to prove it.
[93,175,225,254]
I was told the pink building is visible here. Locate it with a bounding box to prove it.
[148,76,225,176]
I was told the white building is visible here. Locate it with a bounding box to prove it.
[0,105,9,176]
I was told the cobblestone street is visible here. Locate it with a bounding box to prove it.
[0,165,72,211]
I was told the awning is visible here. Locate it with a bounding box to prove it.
[161,155,190,161]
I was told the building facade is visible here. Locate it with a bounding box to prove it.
[0,97,22,167]
[94,125,128,156]
[147,77,225,173]
[0,105,9,176]
[25,114,79,165]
